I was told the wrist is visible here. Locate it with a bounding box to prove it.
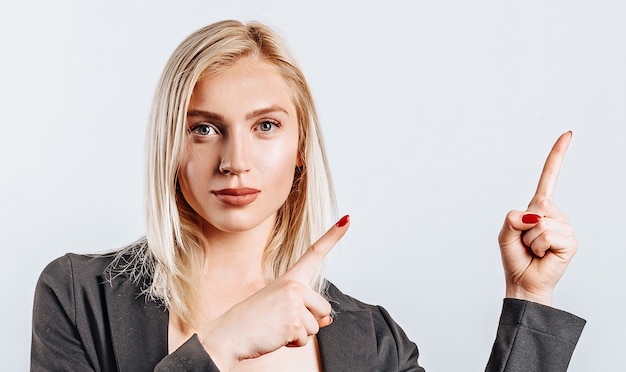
[505,285,553,307]
[198,325,240,371]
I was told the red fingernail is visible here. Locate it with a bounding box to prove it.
[336,215,350,227]
[522,214,541,224]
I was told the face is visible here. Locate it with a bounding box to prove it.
[178,58,300,236]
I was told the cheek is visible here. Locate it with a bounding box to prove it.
[178,149,217,197]
[260,139,299,188]
[182,146,220,175]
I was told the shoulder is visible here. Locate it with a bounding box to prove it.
[33,252,122,331]
[325,282,375,310]
[37,252,117,292]
[324,282,423,370]
[41,252,116,278]
[36,241,151,299]
[325,281,402,323]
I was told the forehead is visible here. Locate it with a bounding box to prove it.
[190,58,296,113]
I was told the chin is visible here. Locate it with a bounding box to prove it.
[202,210,277,235]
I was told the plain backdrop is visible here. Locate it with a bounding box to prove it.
[1,1,625,370]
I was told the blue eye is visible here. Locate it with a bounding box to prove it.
[258,121,277,132]
[190,124,217,135]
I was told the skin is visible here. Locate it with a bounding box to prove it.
[498,131,577,306]
[179,58,301,238]
[176,56,577,368]
[174,57,346,370]
[199,220,348,370]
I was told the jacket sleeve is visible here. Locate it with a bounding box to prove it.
[31,256,99,371]
[486,298,585,372]
[154,335,220,372]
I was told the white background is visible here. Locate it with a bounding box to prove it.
[1,1,624,370]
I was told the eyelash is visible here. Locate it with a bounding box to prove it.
[188,123,218,136]
[256,120,280,132]
[187,119,281,136]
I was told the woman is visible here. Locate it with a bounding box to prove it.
[31,20,584,371]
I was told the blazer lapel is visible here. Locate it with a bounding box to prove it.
[101,277,378,371]
[317,307,377,371]
[102,274,169,372]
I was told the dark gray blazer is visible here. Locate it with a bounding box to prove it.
[31,253,585,371]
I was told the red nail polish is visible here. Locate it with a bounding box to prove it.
[336,215,350,227]
[522,214,541,224]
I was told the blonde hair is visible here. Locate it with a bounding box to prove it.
[112,20,336,326]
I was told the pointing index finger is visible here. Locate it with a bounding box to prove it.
[533,131,572,201]
[286,215,350,285]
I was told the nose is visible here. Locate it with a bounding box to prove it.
[218,133,251,175]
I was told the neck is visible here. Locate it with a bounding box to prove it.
[200,215,276,284]
[190,216,277,322]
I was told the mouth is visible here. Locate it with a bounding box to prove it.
[211,188,260,206]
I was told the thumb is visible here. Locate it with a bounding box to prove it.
[285,215,350,285]
[499,210,542,245]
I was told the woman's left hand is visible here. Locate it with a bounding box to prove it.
[497,131,577,306]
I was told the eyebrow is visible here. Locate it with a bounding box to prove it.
[245,105,289,120]
[186,105,289,121]
[187,110,224,121]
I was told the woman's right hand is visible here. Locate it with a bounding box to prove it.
[198,215,350,370]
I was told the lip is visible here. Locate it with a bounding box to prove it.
[211,188,260,206]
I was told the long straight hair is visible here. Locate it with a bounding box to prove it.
[110,20,336,326]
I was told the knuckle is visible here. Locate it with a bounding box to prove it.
[310,322,320,334]
[522,233,533,248]
[283,280,303,295]
[567,235,578,253]
[504,210,518,223]
[295,332,309,346]
[280,282,305,310]
[541,230,555,244]
[322,301,332,315]
[308,242,324,256]
[286,298,301,312]
[568,236,579,252]
[285,318,303,333]
[530,243,545,257]
[534,197,553,211]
